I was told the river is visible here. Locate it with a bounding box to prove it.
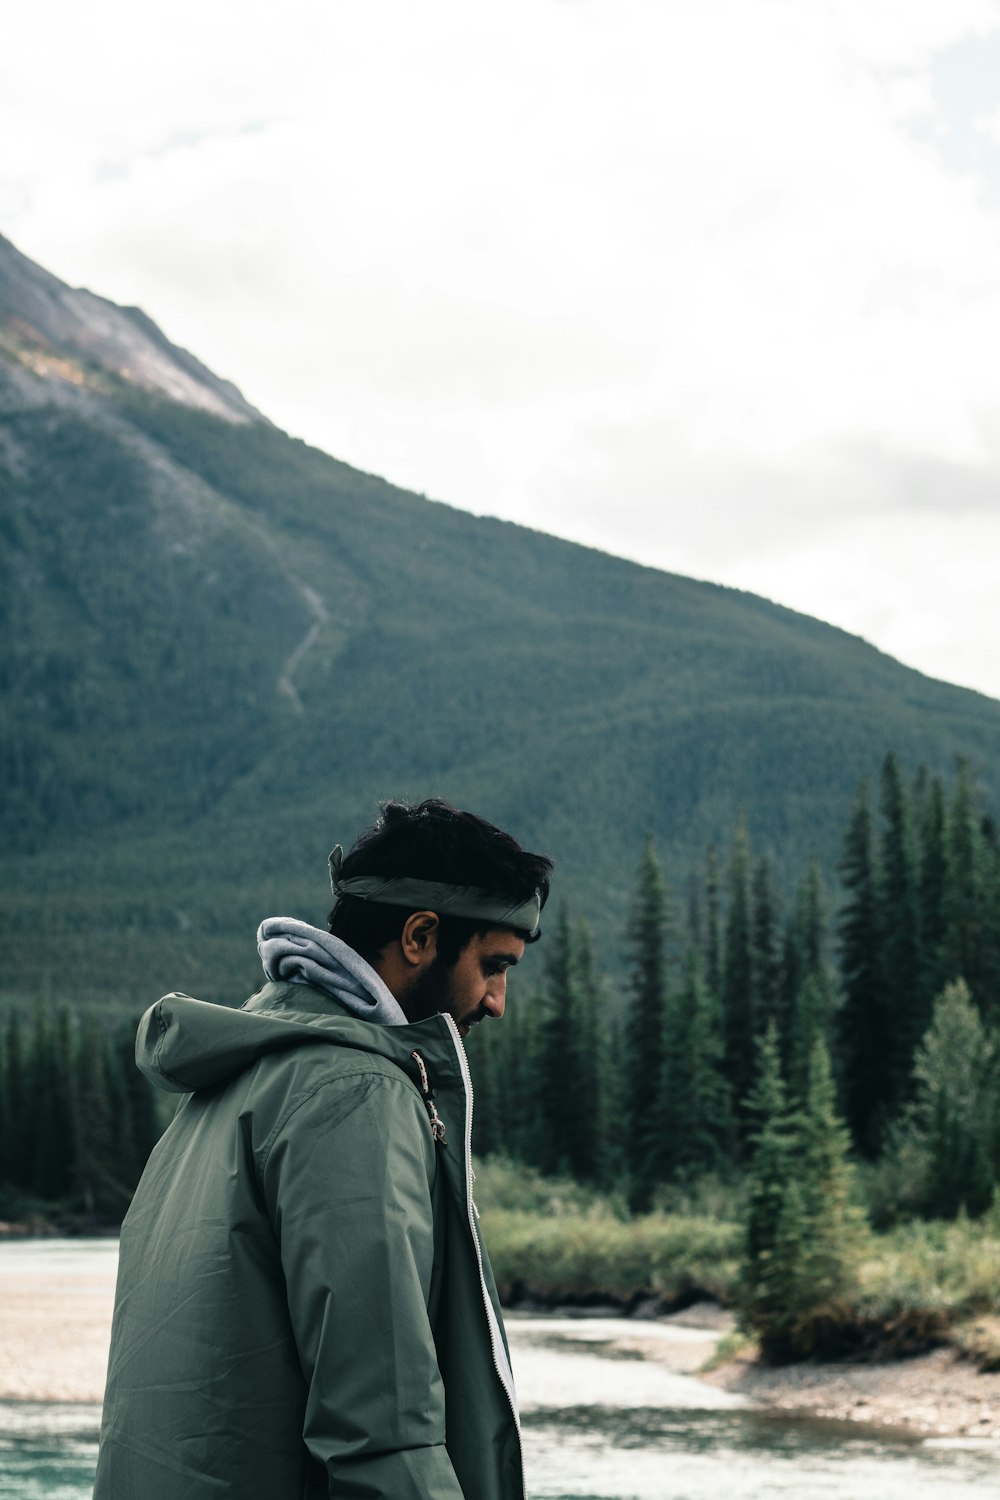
[1,1243,998,1497]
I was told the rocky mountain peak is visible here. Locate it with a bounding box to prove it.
[0,232,262,424]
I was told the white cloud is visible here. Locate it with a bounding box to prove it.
[831,0,1000,66]
[3,0,1000,697]
[977,100,1000,143]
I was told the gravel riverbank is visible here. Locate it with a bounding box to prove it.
[0,1240,116,1403]
[702,1344,1000,1441]
[648,1302,1000,1441]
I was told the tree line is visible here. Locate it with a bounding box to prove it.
[0,1011,161,1224]
[472,753,1000,1224]
[2,749,996,1258]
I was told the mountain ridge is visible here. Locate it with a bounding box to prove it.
[1,233,998,1005]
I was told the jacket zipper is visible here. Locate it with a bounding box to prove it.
[443,1014,527,1499]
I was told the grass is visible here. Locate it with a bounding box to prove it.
[475,1158,1000,1360]
[473,1157,628,1218]
[698,1329,757,1372]
[483,1207,742,1307]
[475,1158,741,1308]
[852,1214,1000,1351]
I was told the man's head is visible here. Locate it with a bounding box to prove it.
[329,798,553,1033]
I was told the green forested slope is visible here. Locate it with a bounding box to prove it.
[2,261,999,1008]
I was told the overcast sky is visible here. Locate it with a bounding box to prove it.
[4,0,1000,699]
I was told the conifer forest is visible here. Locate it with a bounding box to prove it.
[1,752,999,1354]
[475,754,1000,1205]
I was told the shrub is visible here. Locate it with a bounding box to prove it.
[481,1206,741,1307]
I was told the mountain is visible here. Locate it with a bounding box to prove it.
[1,232,998,1009]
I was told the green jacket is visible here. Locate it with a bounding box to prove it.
[93,982,525,1499]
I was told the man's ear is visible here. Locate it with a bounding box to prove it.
[400,910,440,969]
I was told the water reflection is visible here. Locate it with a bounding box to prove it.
[509,1316,1000,1499]
[523,1409,1000,1500]
[0,1405,100,1500]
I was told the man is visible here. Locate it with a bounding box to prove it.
[94,798,552,1500]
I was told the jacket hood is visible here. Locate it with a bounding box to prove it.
[136,982,461,1095]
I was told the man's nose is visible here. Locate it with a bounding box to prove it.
[482,975,507,1019]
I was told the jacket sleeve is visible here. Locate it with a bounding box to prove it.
[261,1069,465,1500]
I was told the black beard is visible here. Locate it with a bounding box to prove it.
[401,958,454,1024]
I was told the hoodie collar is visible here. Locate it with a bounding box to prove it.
[256,917,408,1026]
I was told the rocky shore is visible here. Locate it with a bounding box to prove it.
[633,1303,1000,1442]
[702,1344,1000,1441]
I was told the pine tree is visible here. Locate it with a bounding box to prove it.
[980,815,1000,1025]
[917,773,949,1019]
[908,979,995,1218]
[911,762,931,819]
[3,1015,30,1192]
[30,1009,75,1201]
[0,1024,8,1196]
[837,779,887,1156]
[704,844,723,1003]
[498,985,545,1169]
[602,1005,628,1193]
[661,947,732,1180]
[686,872,703,952]
[750,856,782,1042]
[570,919,612,1186]
[784,861,838,1101]
[742,1028,865,1360]
[944,760,987,1006]
[469,1020,503,1158]
[878,752,924,1106]
[116,1020,162,1194]
[722,819,755,1124]
[538,906,580,1177]
[797,1038,866,1320]
[72,1019,127,1221]
[741,1024,803,1356]
[625,836,673,1211]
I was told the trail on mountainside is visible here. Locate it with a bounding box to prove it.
[277,581,329,712]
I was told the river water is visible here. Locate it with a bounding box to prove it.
[1,1244,999,1498]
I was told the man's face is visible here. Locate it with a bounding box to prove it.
[404,928,526,1036]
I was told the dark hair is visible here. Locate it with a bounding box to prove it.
[329,798,553,966]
